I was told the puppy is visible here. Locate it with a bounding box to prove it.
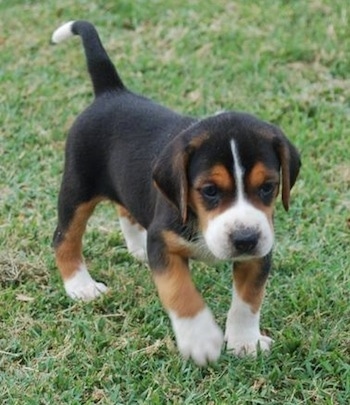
[51,20,301,365]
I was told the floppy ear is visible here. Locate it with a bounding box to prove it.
[274,134,301,211]
[152,137,194,223]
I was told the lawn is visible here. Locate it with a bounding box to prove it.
[1,0,349,403]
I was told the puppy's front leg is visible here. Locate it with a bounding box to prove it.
[225,255,273,356]
[149,238,223,365]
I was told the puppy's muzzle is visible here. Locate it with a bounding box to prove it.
[230,228,260,255]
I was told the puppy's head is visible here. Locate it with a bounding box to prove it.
[153,112,301,261]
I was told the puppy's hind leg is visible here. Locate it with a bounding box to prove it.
[117,205,147,262]
[53,190,108,301]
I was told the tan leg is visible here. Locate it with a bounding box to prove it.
[54,198,107,300]
[225,257,273,356]
[152,252,223,365]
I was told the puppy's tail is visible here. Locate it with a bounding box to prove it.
[51,20,125,96]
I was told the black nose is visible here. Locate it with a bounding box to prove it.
[231,229,259,254]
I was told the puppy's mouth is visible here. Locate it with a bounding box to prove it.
[213,247,263,262]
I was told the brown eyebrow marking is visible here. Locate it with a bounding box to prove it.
[248,162,279,188]
[195,164,234,190]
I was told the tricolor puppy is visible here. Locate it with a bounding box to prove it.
[51,21,301,366]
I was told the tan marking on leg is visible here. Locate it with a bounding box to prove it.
[153,254,205,318]
[117,204,137,225]
[56,198,101,280]
[116,204,145,230]
[233,259,267,313]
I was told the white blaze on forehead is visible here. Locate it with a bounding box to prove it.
[230,139,244,201]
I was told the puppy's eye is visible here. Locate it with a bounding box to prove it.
[258,182,276,200]
[201,184,219,199]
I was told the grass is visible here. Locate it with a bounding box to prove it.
[1,0,349,403]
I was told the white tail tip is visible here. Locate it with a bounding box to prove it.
[51,21,75,44]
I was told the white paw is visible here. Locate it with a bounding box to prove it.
[225,291,273,357]
[129,247,148,262]
[169,307,224,366]
[64,264,108,301]
[225,332,273,357]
